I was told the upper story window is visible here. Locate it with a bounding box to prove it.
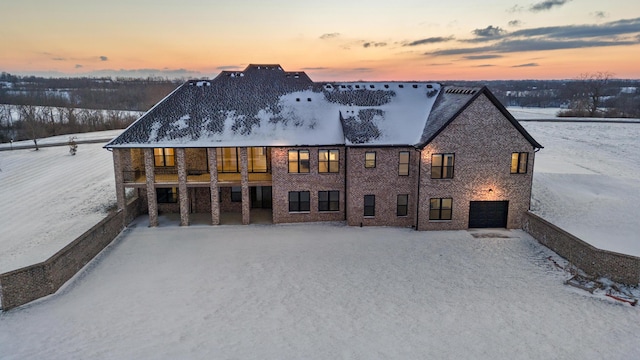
[318,149,339,173]
[399,151,410,176]
[217,147,239,173]
[431,153,454,179]
[511,152,528,174]
[154,148,175,167]
[365,152,376,168]
[288,150,310,173]
[249,147,269,173]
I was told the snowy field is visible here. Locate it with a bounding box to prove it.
[1,223,639,359]
[521,121,640,257]
[0,136,120,273]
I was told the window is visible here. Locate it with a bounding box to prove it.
[217,147,239,173]
[431,153,454,179]
[288,150,310,173]
[319,150,339,173]
[429,198,452,220]
[154,148,175,167]
[289,191,310,212]
[397,194,408,216]
[398,151,410,176]
[249,147,268,173]
[157,188,178,203]
[511,152,528,174]
[231,186,242,202]
[364,195,375,217]
[318,191,339,211]
[365,152,376,168]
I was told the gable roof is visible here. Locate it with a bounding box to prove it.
[418,86,543,149]
[105,64,541,150]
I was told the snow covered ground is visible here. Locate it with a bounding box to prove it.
[521,121,640,257]
[1,223,639,359]
[1,111,639,358]
[0,137,120,273]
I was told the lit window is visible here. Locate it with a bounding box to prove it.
[288,150,310,173]
[365,152,376,168]
[289,191,310,212]
[364,195,375,216]
[397,194,408,216]
[319,150,339,173]
[431,153,454,179]
[399,151,410,176]
[154,148,175,167]
[511,152,528,174]
[429,198,452,220]
[217,147,239,173]
[318,191,339,211]
[249,147,268,173]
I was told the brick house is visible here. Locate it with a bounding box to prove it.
[105,64,542,230]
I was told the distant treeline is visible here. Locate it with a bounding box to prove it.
[1,71,639,143]
[0,72,182,111]
[0,72,183,143]
[0,104,142,143]
[453,74,640,118]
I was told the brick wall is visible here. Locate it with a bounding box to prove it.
[523,212,640,285]
[346,147,418,227]
[271,146,346,223]
[0,197,141,310]
[418,94,535,230]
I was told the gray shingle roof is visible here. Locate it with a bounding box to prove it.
[105,64,541,149]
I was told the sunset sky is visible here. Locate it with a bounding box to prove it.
[1,0,639,81]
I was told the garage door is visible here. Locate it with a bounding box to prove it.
[468,201,508,228]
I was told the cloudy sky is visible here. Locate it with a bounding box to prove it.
[1,0,639,80]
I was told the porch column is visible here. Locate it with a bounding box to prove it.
[143,148,158,227]
[240,147,250,225]
[207,148,220,225]
[176,148,189,226]
[112,149,126,218]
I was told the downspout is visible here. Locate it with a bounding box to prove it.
[344,146,348,222]
[415,148,421,231]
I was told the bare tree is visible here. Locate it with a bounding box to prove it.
[568,72,614,117]
[17,104,44,150]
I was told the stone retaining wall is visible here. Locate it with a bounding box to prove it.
[0,197,140,310]
[523,212,640,285]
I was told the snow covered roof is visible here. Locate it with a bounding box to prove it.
[105,64,540,149]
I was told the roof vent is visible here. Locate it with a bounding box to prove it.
[445,88,477,95]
